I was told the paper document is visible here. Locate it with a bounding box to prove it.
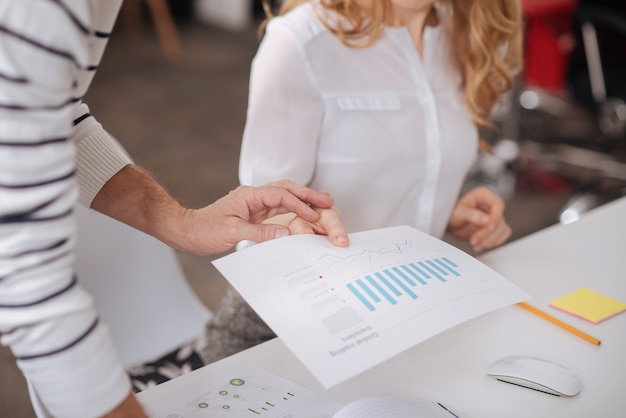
[213,225,529,388]
[138,359,342,417]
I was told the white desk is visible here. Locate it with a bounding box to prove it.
[139,197,626,418]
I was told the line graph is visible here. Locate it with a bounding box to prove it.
[318,240,413,269]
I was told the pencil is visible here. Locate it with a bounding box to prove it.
[516,302,601,346]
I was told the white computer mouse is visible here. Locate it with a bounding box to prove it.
[486,356,583,396]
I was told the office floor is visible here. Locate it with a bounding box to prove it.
[0,15,611,417]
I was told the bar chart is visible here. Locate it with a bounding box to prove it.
[345,257,460,312]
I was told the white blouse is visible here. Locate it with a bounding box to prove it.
[239,2,478,238]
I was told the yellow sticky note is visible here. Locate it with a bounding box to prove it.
[550,287,626,324]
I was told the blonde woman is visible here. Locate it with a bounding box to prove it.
[240,0,522,251]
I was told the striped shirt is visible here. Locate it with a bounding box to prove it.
[1,1,134,416]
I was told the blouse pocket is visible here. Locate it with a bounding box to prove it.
[336,95,402,111]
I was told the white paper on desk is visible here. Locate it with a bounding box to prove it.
[138,359,343,418]
[213,225,530,388]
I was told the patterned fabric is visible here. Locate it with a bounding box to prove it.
[127,340,206,392]
[197,285,276,364]
[128,285,276,392]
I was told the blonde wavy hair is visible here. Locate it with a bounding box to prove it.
[262,0,523,133]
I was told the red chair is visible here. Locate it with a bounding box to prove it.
[523,0,578,93]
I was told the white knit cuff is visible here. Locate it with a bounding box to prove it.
[74,128,133,208]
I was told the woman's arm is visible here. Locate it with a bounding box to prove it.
[238,21,351,245]
[239,20,323,187]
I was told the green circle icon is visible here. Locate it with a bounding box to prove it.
[198,403,208,408]
[222,405,231,410]
[229,378,245,386]
[219,390,228,396]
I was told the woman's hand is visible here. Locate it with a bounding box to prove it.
[288,206,350,247]
[446,187,512,253]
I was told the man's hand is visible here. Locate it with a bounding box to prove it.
[446,186,512,253]
[92,166,348,256]
[173,180,348,255]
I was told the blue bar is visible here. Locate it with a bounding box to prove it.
[347,283,375,311]
[426,259,448,276]
[401,264,427,285]
[441,257,458,267]
[409,262,431,280]
[375,272,402,296]
[383,269,418,299]
[434,258,460,276]
[356,278,381,302]
[392,266,415,286]
[418,261,446,282]
[366,275,397,305]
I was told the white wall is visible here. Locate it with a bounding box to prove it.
[194,0,252,31]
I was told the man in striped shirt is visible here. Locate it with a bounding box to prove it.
[0,1,347,417]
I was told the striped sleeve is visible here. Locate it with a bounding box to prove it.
[0,1,131,417]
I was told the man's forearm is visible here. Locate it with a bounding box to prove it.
[90,164,191,251]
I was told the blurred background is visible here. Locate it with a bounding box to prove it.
[1,0,625,415]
